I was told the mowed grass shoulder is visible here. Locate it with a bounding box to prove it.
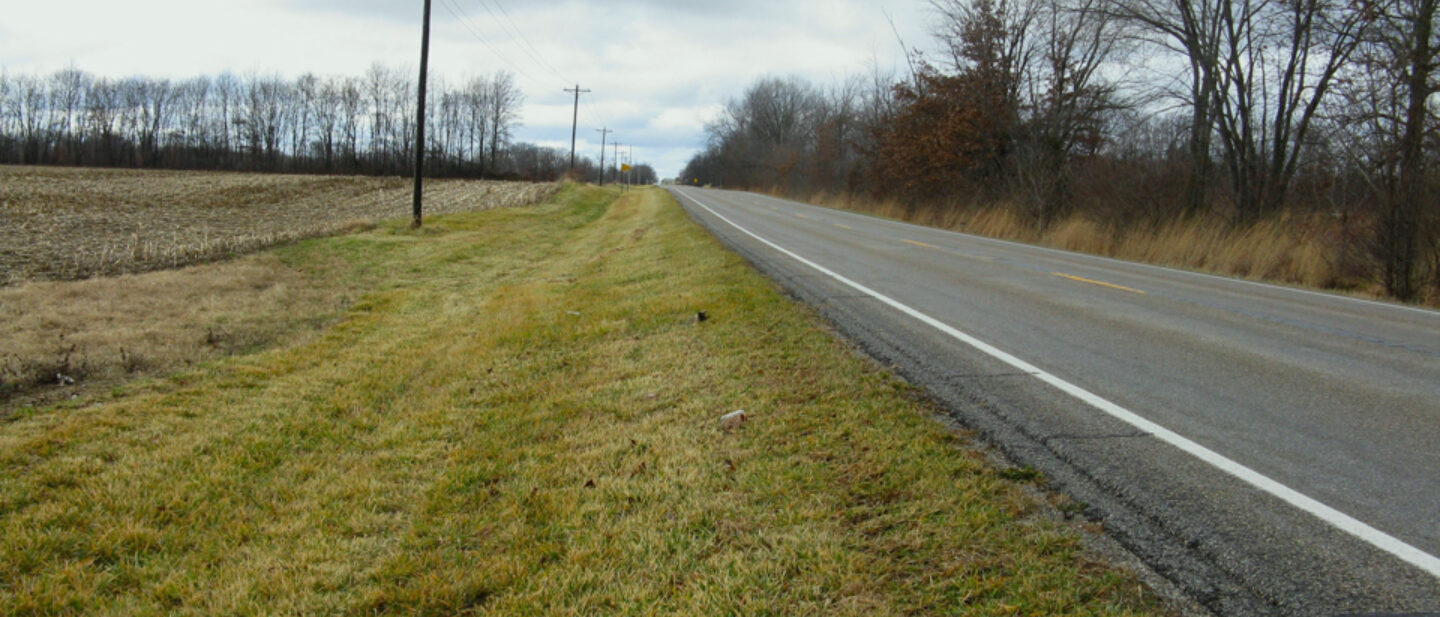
[0,185,1164,616]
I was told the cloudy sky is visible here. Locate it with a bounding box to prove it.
[0,0,935,178]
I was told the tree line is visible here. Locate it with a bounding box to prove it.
[0,64,619,183]
[683,0,1439,300]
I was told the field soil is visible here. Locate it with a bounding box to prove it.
[0,184,1167,615]
[0,166,557,285]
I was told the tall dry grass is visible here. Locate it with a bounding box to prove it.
[0,254,342,409]
[788,188,1386,299]
[1112,215,1361,290]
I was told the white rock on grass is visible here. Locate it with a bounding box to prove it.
[719,409,747,431]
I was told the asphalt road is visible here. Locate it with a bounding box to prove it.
[667,186,1440,617]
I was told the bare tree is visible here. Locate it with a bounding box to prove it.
[0,64,550,181]
[16,74,47,164]
[485,71,522,174]
[312,77,340,172]
[1330,0,1439,298]
[337,76,363,172]
[173,76,211,161]
[1016,0,1128,226]
[463,75,491,176]
[213,72,240,168]
[1105,0,1228,214]
[1110,0,1372,217]
[292,73,319,165]
[84,77,119,165]
[1215,0,1371,218]
[137,77,174,165]
[0,71,12,159]
[50,66,88,163]
[242,74,288,169]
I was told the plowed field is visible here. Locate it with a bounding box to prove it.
[0,166,557,285]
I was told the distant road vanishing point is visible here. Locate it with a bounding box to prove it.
[669,186,1440,617]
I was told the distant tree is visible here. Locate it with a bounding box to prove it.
[16,74,46,164]
[293,73,319,166]
[50,66,88,163]
[0,64,540,183]
[174,76,212,164]
[214,72,241,168]
[485,71,522,175]
[337,76,363,172]
[631,163,658,185]
[85,76,120,165]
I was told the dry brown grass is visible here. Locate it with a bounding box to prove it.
[0,165,558,285]
[791,189,1388,299]
[1102,212,1370,291]
[0,254,346,410]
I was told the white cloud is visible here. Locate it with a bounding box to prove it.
[647,105,725,132]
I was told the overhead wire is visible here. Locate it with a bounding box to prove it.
[470,0,617,134]
[472,0,616,140]
[436,0,544,88]
[476,0,573,85]
[438,0,619,162]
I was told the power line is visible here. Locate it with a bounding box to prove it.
[435,0,614,165]
[437,0,545,88]
[475,0,572,84]
[612,141,622,188]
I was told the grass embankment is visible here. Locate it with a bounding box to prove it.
[0,185,1163,615]
[790,190,1402,302]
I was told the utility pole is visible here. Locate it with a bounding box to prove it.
[627,144,634,187]
[595,127,612,185]
[563,84,590,173]
[411,0,432,228]
[612,141,621,188]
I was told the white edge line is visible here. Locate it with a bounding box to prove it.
[672,187,1440,580]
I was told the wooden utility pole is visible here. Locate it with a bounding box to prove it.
[595,127,612,184]
[612,141,621,188]
[412,0,432,228]
[564,85,590,172]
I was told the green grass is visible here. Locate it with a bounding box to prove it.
[0,184,1163,615]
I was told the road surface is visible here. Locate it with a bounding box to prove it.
[667,186,1440,617]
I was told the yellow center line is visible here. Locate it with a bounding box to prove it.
[793,213,809,220]
[833,223,853,230]
[903,239,937,249]
[1052,272,1147,295]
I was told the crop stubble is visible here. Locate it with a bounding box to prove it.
[0,166,558,285]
